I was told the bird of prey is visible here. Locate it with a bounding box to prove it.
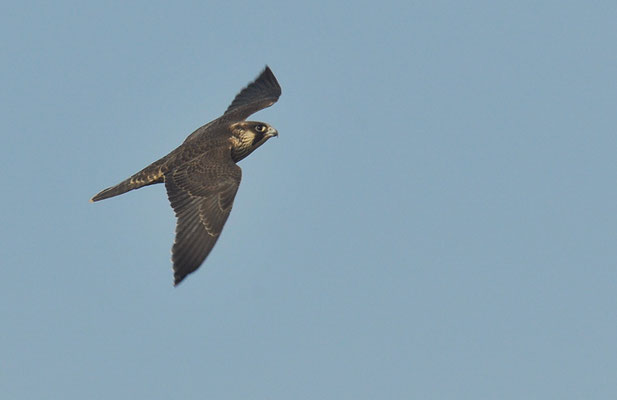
[91,66,281,286]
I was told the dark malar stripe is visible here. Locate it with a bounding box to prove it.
[251,132,265,146]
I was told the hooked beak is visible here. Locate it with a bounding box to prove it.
[266,127,278,138]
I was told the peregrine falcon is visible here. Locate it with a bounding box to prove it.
[91,66,281,286]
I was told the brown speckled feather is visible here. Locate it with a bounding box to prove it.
[165,147,241,285]
[90,66,281,285]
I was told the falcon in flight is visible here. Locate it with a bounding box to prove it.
[91,66,281,286]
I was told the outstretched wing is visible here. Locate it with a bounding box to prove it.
[165,148,242,285]
[222,66,282,122]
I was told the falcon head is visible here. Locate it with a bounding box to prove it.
[229,121,278,162]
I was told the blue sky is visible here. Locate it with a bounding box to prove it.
[2,1,616,399]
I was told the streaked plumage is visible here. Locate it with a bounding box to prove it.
[91,67,281,285]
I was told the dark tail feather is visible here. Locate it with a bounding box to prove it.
[90,179,142,202]
[90,160,166,203]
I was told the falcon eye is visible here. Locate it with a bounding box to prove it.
[255,125,266,133]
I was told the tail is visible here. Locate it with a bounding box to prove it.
[90,164,165,203]
[90,179,143,202]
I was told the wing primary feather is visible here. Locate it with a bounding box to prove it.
[165,151,241,285]
[222,66,282,121]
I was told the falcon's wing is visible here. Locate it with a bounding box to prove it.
[164,149,242,285]
[222,66,281,122]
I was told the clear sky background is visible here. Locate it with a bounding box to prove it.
[2,1,616,399]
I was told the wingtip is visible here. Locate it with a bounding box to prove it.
[261,65,276,80]
[172,265,184,287]
[261,65,281,96]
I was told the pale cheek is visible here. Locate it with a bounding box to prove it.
[243,134,255,146]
